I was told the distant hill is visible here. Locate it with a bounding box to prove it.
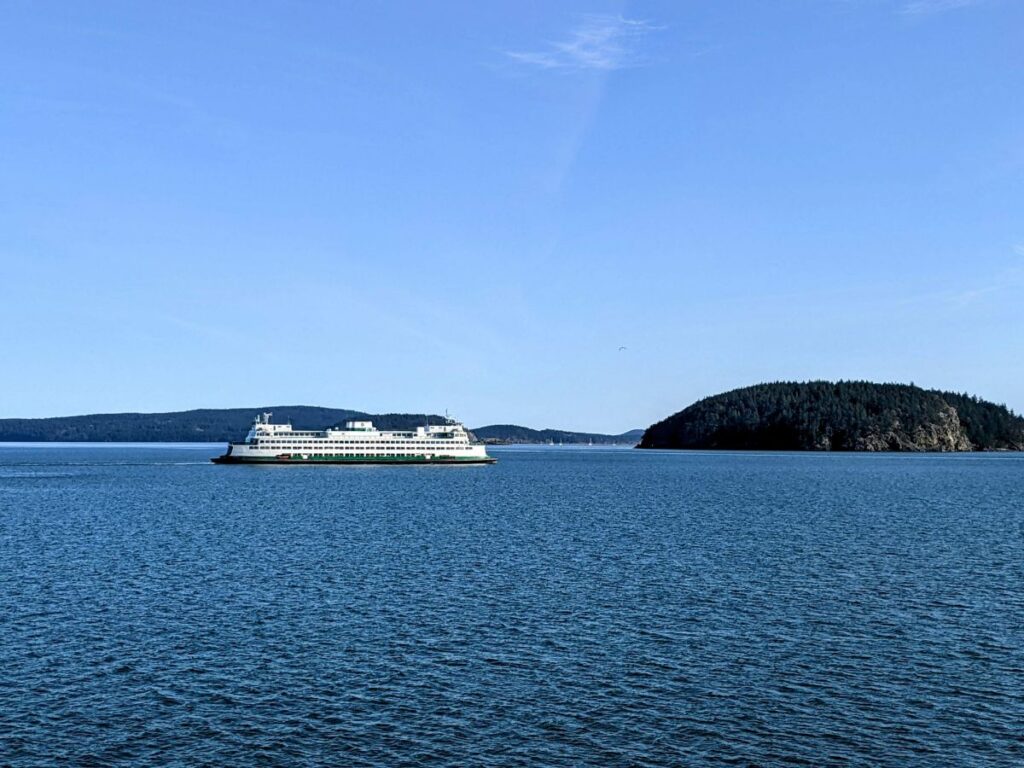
[0,407,451,443]
[472,425,644,445]
[0,407,639,445]
[638,382,1024,452]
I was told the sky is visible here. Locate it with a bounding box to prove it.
[1,0,1022,432]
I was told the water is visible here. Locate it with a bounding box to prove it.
[1,444,1022,767]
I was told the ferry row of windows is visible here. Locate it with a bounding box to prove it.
[252,446,473,452]
[252,441,463,447]
[262,452,468,458]
[258,432,453,439]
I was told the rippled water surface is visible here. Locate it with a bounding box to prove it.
[2,445,1023,766]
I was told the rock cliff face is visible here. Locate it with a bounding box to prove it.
[639,381,1024,452]
[844,403,973,452]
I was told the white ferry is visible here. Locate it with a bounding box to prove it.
[212,413,496,465]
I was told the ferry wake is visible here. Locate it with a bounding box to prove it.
[212,413,496,465]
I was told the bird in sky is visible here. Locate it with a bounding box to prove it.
[618,346,628,352]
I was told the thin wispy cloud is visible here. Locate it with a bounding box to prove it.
[948,284,1001,308]
[1014,244,1024,257]
[506,14,660,72]
[900,0,986,15]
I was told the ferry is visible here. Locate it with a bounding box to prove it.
[211,413,496,465]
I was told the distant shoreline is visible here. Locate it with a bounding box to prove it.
[3,442,1019,456]
[0,406,642,446]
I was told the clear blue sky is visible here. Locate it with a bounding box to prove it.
[2,1,1021,432]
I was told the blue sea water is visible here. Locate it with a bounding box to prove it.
[1,444,1022,767]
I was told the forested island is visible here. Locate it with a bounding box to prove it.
[0,407,452,443]
[473,425,644,445]
[639,382,1024,452]
[0,407,637,445]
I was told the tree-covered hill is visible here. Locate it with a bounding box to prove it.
[0,407,641,445]
[638,382,1024,452]
[472,425,644,445]
[0,407,451,442]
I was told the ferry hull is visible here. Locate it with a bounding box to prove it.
[211,454,496,465]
